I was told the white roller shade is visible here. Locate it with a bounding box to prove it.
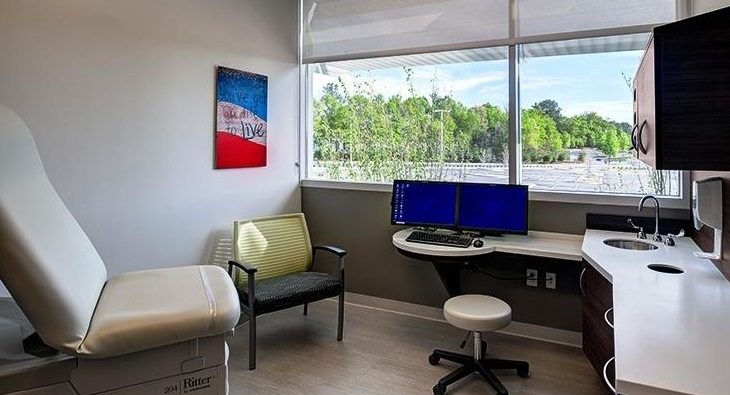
[302,0,676,63]
[303,0,509,63]
[515,0,676,38]
[314,33,649,76]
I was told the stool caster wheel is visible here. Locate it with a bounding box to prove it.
[428,354,440,366]
[517,366,530,378]
[433,383,446,395]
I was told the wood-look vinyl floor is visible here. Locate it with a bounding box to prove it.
[227,300,605,395]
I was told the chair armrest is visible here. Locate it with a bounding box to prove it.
[228,260,257,315]
[228,260,257,276]
[311,246,346,283]
[312,245,347,258]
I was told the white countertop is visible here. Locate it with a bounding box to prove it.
[393,228,583,261]
[582,230,730,395]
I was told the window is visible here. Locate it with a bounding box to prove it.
[301,0,684,202]
[519,38,680,197]
[308,49,509,183]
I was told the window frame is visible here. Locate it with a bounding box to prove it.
[298,1,692,210]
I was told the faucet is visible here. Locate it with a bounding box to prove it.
[638,195,662,242]
[627,218,647,240]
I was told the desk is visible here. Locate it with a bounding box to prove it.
[392,228,583,296]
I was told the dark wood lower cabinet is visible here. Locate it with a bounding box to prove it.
[581,261,616,393]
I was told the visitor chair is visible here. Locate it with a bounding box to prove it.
[429,294,530,395]
[228,213,346,370]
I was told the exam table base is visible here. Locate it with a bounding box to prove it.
[1,335,231,395]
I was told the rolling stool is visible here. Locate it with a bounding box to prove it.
[429,294,529,395]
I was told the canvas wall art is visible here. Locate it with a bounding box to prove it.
[215,66,268,168]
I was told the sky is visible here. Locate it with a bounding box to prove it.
[313,50,643,124]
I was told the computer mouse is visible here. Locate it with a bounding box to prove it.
[473,239,484,248]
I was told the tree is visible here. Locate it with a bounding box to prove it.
[563,112,633,157]
[522,108,564,163]
[533,100,561,121]
[312,71,634,181]
[533,99,567,132]
[472,104,508,163]
[597,129,621,158]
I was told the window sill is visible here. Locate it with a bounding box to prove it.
[302,179,392,193]
[300,179,690,209]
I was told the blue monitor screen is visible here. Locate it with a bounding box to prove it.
[391,180,457,227]
[458,184,528,234]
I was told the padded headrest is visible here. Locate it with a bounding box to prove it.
[0,104,107,354]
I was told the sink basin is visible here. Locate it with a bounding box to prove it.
[603,238,658,251]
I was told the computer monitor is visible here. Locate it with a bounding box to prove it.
[391,180,458,228]
[457,183,529,235]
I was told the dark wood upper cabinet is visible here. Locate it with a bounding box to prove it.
[632,6,730,170]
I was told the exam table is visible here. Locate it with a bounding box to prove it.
[0,104,241,394]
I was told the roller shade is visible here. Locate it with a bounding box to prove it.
[515,0,676,38]
[314,33,649,76]
[302,0,676,64]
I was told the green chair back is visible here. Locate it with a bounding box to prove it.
[232,213,313,288]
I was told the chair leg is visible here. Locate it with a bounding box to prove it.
[482,358,530,377]
[441,362,477,386]
[337,290,344,341]
[430,349,473,365]
[248,313,256,370]
[303,303,308,316]
[477,361,509,395]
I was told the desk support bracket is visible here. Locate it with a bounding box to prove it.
[432,261,463,298]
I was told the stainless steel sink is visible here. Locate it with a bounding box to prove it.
[603,238,658,251]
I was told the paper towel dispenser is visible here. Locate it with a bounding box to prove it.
[692,178,723,259]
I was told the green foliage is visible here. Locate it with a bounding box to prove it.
[521,108,563,163]
[313,71,634,182]
[533,99,569,132]
[560,112,632,157]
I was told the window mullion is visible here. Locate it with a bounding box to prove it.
[508,44,521,185]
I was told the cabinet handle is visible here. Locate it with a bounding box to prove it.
[579,268,586,296]
[630,124,639,151]
[636,120,648,155]
[603,357,617,394]
[604,307,614,329]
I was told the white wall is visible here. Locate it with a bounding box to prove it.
[0,0,300,295]
[693,0,730,14]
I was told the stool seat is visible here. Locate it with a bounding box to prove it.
[444,294,511,332]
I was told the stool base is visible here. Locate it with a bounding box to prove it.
[428,349,529,395]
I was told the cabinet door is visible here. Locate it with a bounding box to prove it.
[634,40,657,168]
[581,263,615,392]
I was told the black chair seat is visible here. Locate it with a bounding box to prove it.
[238,272,343,315]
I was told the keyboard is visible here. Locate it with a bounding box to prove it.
[405,230,473,248]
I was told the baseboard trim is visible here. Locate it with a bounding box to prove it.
[332,292,582,348]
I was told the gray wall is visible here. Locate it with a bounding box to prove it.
[0,0,301,295]
[303,186,689,331]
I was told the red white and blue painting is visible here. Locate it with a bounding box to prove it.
[215,66,268,168]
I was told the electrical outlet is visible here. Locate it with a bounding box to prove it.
[545,272,557,289]
[526,269,538,287]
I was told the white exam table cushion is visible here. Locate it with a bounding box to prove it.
[77,265,240,358]
[0,105,108,354]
